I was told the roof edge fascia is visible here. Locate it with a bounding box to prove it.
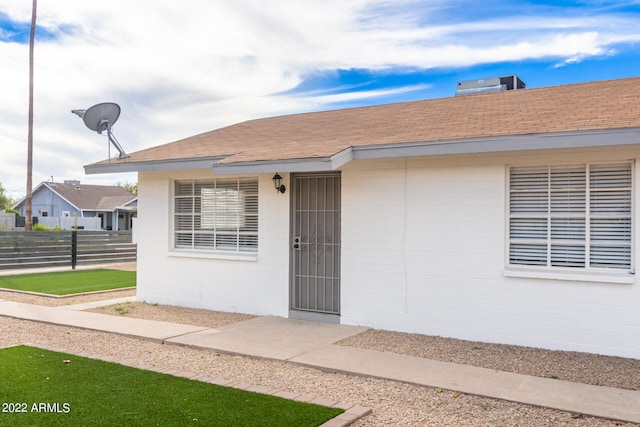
[211,148,353,175]
[120,197,138,208]
[84,156,228,175]
[352,127,640,160]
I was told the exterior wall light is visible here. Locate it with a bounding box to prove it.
[272,173,286,194]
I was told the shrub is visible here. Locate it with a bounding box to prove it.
[32,223,51,231]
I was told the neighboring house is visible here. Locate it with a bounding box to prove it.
[85,76,640,359]
[13,181,137,230]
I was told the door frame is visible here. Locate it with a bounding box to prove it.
[288,172,341,323]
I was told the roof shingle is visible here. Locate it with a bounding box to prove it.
[88,76,640,168]
[47,182,136,211]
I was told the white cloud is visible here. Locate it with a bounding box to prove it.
[0,0,639,199]
[300,84,433,106]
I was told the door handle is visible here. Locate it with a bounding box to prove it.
[293,237,300,249]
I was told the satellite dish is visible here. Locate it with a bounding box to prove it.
[71,102,129,159]
[82,102,120,134]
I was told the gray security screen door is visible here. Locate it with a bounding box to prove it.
[290,173,341,317]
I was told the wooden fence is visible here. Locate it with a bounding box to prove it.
[0,231,136,270]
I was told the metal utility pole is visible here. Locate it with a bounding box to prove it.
[25,0,37,231]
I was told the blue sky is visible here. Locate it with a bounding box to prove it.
[1,0,639,199]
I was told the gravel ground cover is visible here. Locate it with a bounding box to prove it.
[88,301,255,329]
[0,317,636,427]
[1,263,639,426]
[338,330,640,391]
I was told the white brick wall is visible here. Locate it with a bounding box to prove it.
[134,146,640,358]
[340,152,640,359]
[135,170,291,317]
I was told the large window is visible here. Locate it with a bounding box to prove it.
[509,163,632,271]
[174,178,258,253]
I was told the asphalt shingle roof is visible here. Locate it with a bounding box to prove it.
[89,76,640,168]
[46,182,135,211]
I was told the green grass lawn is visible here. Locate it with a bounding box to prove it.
[0,269,135,295]
[0,345,343,426]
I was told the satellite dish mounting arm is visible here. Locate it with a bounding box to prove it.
[100,119,128,159]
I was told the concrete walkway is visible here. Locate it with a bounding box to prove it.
[1,297,639,424]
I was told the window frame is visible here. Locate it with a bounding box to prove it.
[506,161,634,279]
[171,177,259,256]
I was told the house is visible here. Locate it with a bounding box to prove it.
[13,180,137,230]
[85,76,640,359]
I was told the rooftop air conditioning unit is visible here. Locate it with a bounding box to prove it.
[455,75,525,96]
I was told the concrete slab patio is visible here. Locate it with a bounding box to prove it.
[166,316,369,360]
[1,298,639,424]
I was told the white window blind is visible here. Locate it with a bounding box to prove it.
[509,163,632,270]
[174,178,258,253]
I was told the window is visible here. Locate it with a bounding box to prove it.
[509,163,632,271]
[174,178,258,253]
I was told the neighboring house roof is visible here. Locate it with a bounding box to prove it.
[85,76,640,175]
[47,182,136,211]
[13,182,136,213]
